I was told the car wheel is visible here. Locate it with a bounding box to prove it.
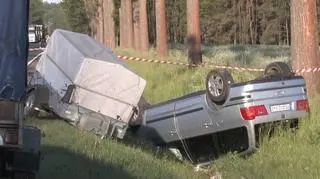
[206,70,234,105]
[264,62,293,77]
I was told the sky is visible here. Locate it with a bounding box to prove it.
[43,0,62,4]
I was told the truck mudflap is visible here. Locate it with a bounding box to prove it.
[8,126,41,174]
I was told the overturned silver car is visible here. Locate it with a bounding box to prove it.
[135,62,310,167]
[26,29,146,139]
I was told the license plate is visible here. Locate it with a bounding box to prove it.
[270,103,291,112]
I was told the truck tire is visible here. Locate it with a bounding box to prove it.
[264,62,293,77]
[206,70,234,105]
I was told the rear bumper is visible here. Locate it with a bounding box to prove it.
[241,111,309,154]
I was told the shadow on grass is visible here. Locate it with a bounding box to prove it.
[117,126,186,164]
[39,145,135,179]
[25,118,203,179]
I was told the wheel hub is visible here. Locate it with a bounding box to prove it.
[208,75,224,97]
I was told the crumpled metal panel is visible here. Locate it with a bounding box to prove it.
[0,0,29,101]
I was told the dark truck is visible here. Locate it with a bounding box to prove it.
[0,0,41,178]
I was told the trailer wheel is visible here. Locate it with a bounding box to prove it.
[264,62,293,77]
[206,70,234,105]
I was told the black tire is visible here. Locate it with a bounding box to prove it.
[206,70,234,105]
[264,62,293,77]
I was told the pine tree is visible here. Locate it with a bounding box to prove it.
[187,0,202,65]
[62,0,90,34]
[125,0,134,48]
[133,0,141,51]
[29,0,45,24]
[155,0,168,56]
[291,0,320,95]
[103,0,116,48]
[139,0,149,52]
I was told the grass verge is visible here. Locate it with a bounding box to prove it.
[25,119,209,179]
[114,44,291,69]
[212,97,320,179]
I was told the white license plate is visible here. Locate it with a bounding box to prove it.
[270,103,291,112]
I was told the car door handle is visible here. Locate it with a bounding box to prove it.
[204,122,213,128]
[169,130,177,136]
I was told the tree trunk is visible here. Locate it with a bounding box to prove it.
[291,0,320,96]
[244,0,249,44]
[286,18,289,45]
[155,0,168,56]
[253,0,258,44]
[238,1,242,43]
[247,0,254,44]
[133,0,140,51]
[134,23,141,50]
[186,0,202,65]
[125,0,134,48]
[119,6,125,48]
[103,0,116,48]
[97,0,104,43]
[233,0,237,44]
[139,0,149,52]
[83,0,97,38]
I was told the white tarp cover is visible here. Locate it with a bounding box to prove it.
[35,29,146,123]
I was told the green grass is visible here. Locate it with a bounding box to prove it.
[26,119,209,179]
[212,97,320,179]
[26,45,319,179]
[124,59,260,104]
[114,44,291,69]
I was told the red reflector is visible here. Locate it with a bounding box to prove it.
[240,105,268,120]
[4,130,18,145]
[296,99,309,112]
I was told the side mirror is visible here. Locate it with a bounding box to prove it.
[61,84,76,104]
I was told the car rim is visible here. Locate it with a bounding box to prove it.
[208,75,224,97]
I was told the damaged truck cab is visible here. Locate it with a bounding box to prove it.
[0,0,41,178]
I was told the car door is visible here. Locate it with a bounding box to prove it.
[143,103,179,145]
[174,95,216,140]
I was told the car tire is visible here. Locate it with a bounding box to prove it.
[206,69,234,105]
[264,62,293,77]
